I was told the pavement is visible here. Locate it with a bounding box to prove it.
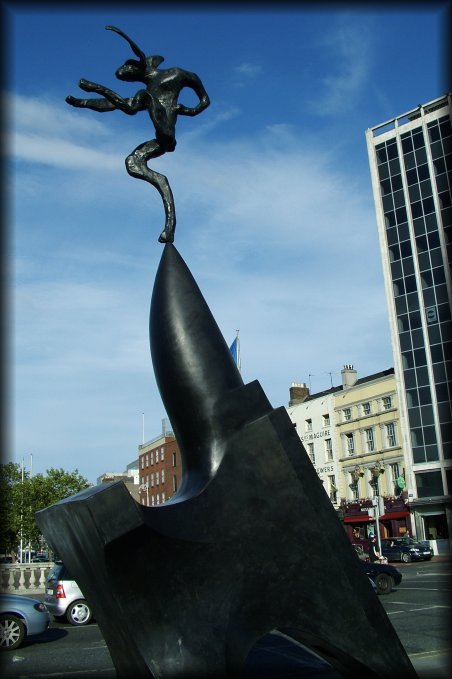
[410,649,452,678]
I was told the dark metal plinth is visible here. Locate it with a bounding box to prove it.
[36,244,417,679]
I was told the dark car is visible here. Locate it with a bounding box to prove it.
[352,544,402,594]
[360,560,402,594]
[381,537,433,563]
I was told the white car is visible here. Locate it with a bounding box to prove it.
[45,562,93,625]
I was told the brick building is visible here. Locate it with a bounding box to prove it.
[138,429,183,506]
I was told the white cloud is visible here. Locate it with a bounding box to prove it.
[9,93,112,138]
[234,62,263,77]
[305,18,373,115]
[10,91,392,482]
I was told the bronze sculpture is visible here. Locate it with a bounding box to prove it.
[66,26,210,244]
[37,27,419,678]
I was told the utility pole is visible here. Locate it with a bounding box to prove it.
[19,459,24,563]
[371,495,385,557]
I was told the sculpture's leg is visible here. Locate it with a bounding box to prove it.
[126,141,176,243]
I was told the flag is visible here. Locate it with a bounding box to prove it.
[229,331,241,372]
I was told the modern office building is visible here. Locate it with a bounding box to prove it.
[366,93,452,543]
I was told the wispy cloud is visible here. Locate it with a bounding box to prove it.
[305,18,373,115]
[234,62,263,77]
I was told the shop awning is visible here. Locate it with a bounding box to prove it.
[380,511,409,521]
[343,510,409,524]
[344,515,370,523]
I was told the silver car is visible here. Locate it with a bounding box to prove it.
[0,593,50,650]
[45,562,93,626]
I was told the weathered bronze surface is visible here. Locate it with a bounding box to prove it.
[37,244,417,678]
[66,26,210,243]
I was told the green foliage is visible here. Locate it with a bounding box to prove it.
[0,465,90,556]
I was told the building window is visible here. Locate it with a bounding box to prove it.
[365,428,375,452]
[145,453,149,467]
[151,496,155,506]
[173,475,178,492]
[150,451,154,465]
[328,475,338,503]
[349,474,359,500]
[306,418,313,432]
[382,396,392,410]
[156,494,160,505]
[172,452,177,467]
[325,438,333,461]
[161,469,165,484]
[386,422,397,447]
[307,443,315,464]
[156,449,159,463]
[161,447,165,461]
[156,471,159,485]
[323,414,330,427]
[151,473,154,487]
[343,408,352,421]
[345,433,355,455]
[161,492,165,503]
[140,456,145,470]
[390,462,401,495]
[415,470,444,498]
[369,472,380,497]
[362,402,371,416]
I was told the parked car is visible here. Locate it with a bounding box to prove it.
[381,537,433,563]
[45,561,93,626]
[0,593,50,650]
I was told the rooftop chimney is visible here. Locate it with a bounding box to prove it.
[289,382,310,406]
[341,365,357,389]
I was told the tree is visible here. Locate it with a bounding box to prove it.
[0,465,91,558]
[0,463,23,554]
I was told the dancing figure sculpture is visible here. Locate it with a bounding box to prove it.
[66,25,210,243]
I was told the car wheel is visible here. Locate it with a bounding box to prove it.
[66,600,92,626]
[401,552,411,563]
[375,573,394,594]
[0,614,26,650]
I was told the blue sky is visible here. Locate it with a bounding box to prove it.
[5,2,450,483]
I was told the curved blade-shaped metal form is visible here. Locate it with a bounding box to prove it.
[150,244,246,491]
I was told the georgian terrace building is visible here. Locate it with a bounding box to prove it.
[287,365,411,542]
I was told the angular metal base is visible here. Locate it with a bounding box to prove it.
[36,245,417,678]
